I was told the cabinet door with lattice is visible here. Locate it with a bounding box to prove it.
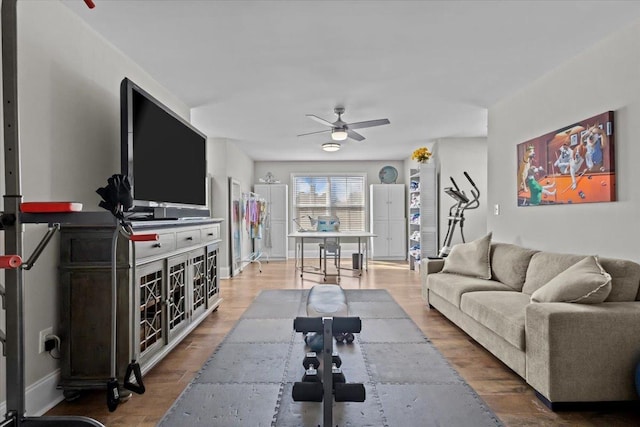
[206,243,220,308]
[190,248,208,319]
[167,254,189,340]
[135,260,165,363]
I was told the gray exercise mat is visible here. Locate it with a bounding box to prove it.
[160,289,502,427]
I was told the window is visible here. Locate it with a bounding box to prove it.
[292,174,366,231]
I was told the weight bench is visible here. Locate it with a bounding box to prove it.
[305,284,353,343]
[292,285,365,427]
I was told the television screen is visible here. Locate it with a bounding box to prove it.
[121,78,208,214]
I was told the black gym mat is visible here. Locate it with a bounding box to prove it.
[159,289,502,427]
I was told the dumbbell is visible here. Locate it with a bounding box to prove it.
[331,352,342,368]
[303,352,320,369]
[331,352,346,388]
[302,352,320,383]
[334,332,355,344]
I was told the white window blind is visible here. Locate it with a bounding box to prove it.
[292,174,366,231]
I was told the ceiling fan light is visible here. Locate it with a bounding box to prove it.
[331,129,348,141]
[322,142,341,152]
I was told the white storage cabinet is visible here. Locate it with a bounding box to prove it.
[370,184,406,260]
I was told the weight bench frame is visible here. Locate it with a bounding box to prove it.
[293,316,364,427]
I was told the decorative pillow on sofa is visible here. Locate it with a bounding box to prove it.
[442,232,492,279]
[530,256,612,304]
[490,243,538,291]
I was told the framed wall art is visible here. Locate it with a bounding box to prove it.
[516,111,615,206]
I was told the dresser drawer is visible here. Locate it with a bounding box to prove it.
[176,229,201,249]
[134,232,176,259]
[201,225,220,241]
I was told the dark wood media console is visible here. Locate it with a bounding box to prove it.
[57,216,223,398]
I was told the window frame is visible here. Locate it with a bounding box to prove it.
[291,172,367,232]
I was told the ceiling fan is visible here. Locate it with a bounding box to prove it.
[298,107,390,142]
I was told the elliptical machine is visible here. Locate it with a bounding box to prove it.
[438,171,480,257]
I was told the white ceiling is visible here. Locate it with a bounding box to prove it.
[61,0,640,161]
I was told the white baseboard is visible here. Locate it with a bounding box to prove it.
[220,266,231,278]
[0,369,65,417]
[26,369,65,416]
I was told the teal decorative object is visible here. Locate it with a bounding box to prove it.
[379,166,398,184]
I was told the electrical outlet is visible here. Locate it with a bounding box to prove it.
[494,204,500,215]
[39,327,53,354]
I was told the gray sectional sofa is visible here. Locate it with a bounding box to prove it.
[421,235,640,409]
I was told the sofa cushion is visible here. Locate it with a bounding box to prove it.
[597,257,640,302]
[460,291,530,350]
[428,272,515,308]
[490,243,538,291]
[530,256,612,304]
[522,251,640,302]
[522,252,586,295]
[442,232,492,279]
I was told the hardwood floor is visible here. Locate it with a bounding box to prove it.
[47,260,640,426]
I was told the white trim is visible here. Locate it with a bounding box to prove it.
[0,370,64,417]
[25,368,64,416]
[220,266,232,278]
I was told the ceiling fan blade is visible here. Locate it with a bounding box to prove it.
[347,118,390,130]
[297,129,331,137]
[347,129,365,141]
[306,114,334,127]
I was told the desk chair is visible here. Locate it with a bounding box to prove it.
[319,239,341,279]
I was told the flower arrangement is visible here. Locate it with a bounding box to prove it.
[411,147,432,163]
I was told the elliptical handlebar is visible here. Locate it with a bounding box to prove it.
[438,171,482,257]
[463,171,477,188]
[462,171,480,210]
[450,177,462,193]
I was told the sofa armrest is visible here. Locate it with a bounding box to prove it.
[526,301,640,403]
[420,258,445,303]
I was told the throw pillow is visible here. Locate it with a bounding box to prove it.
[442,232,492,279]
[530,256,612,304]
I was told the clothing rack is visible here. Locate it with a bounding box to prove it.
[241,192,267,272]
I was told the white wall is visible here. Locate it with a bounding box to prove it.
[202,137,255,278]
[433,138,488,247]
[487,18,640,262]
[1,1,191,414]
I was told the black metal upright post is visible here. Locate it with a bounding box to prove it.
[1,2,105,426]
[322,317,333,427]
[2,0,25,424]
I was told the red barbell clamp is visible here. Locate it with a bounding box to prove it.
[20,202,83,213]
[0,255,22,269]
[128,234,159,242]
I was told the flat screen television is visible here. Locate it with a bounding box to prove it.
[120,78,209,218]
